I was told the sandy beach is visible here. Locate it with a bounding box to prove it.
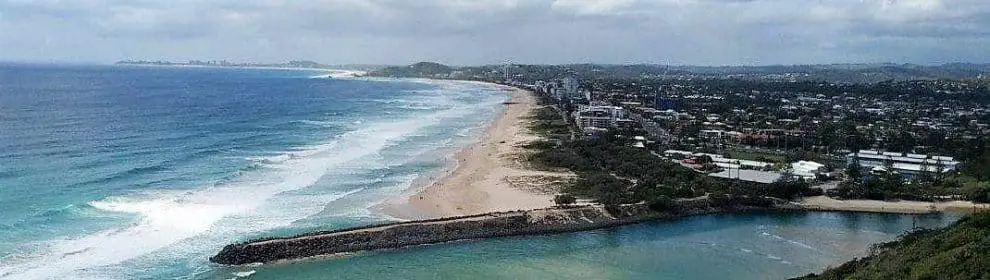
[797,196,990,214]
[382,85,572,219]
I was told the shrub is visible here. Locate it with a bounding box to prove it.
[647,195,678,212]
[554,194,577,206]
[965,182,990,203]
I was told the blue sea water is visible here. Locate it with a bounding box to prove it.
[0,64,961,280]
[0,64,506,279]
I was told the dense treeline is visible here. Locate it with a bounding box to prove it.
[793,211,990,280]
[369,62,453,77]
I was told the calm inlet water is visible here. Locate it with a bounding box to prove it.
[0,64,960,280]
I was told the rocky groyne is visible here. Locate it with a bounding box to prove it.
[211,197,783,265]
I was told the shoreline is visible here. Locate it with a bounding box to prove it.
[796,195,990,214]
[379,83,570,219]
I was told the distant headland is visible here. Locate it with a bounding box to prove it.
[115,59,381,72]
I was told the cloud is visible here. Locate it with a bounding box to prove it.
[1,0,988,65]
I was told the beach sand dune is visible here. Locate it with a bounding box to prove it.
[383,86,572,219]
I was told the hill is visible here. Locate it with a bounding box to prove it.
[368,62,454,78]
[792,212,990,280]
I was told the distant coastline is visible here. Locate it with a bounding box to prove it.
[115,59,378,74]
[117,59,328,68]
[115,60,369,78]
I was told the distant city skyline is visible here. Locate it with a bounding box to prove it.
[2,0,989,65]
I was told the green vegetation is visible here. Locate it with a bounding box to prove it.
[526,106,572,136]
[963,179,990,203]
[831,156,990,202]
[524,100,817,208]
[527,134,720,202]
[793,211,990,280]
[369,62,454,78]
[961,149,990,182]
[553,194,577,206]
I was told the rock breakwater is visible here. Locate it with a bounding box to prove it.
[211,197,780,265]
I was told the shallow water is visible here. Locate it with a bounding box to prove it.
[226,211,957,280]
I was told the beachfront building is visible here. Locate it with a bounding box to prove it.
[847,150,960,178]
[575,105,627,130]
[543,76,587,106]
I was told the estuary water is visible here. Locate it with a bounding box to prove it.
[0,64,960,280]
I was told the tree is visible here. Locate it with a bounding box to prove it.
[846,158,863,183]
[647,195,678,212]
[696,155,714,164]
[917,158,935,183]
[966,182,990,203]
[880,159,904,194]
[933,159,946,182]
[780,168,796,182]
[961,150,990,181]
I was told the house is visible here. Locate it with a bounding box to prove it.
[791,161,826,180]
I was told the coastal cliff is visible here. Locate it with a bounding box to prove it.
[211,197,781,265]
[793,211,990,280]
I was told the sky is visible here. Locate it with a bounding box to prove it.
[1,0,989,66]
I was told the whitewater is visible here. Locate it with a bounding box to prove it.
[0,64,506,279]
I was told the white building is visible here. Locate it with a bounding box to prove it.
[847,150,959,177]
[561,76,579,99]
[575,105,626,130]
[791,161,826,180]
[662,150,773,170]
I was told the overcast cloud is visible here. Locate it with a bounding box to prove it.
[1,0,988,65]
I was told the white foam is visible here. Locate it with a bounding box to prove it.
[232,270,256,277]
[307,69,366,79]
[761,231,819,252]
[293,120,338,127]
[395,105,435,110]
[0,79,507,279]
[0,186,366,279]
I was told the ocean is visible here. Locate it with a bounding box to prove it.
[0,64,960,280]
